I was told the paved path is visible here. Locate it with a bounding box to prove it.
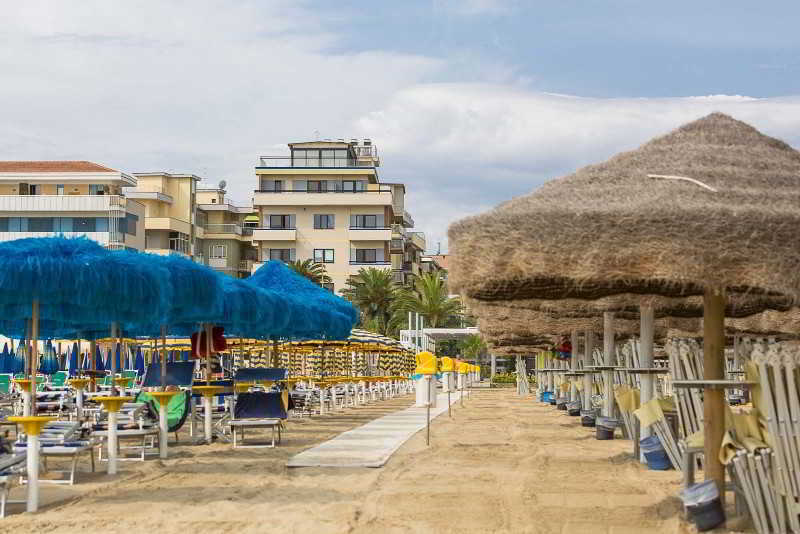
[287,391,462,467]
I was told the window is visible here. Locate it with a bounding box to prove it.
[313,214,335,229]
[210,245,227,259]
[89,184,106,195]
[28,217,54,232]
[0,218,8,231]
[56,184,64,195]
[322,283,334,292]
[211,198,216,204]
[355,249,377,263]
[73,218,96,232]
[96,217,108,232]
[307,180,327,193]
[169,231,190,254]
[269,215,294,229]
[59,218,73,232]
[342,180,356,192]
[269,248,295,262]
[352,214,383,228]
[125,213,138,236]
[18,183,29,195]
[29,184,41,195]
[313,249,334,263]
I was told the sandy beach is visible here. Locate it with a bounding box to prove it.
[0,389,711,534]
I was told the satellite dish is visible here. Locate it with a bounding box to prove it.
[218,180,227,190]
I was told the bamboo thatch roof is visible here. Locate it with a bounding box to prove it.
[449,113,800,310]
[727,309,800,337]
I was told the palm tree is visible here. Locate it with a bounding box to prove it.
[461,334,487,360]
[388,272,462,334]
[287,259,332,286]
[340,268,397,334]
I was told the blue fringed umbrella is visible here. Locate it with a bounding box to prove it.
[135,347,144,376]
[95,345,105,372]
[69,342,79,377]
[0,343,8,374]
[181,350,189,362]
[10,346,23,374]
[247,260,358,340]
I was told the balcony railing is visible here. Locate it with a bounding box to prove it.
[257,156,376,168]
[204,223,243,235]
[255,184,391,194]
[349,226,391,230]
[0,194,132,213]
[239,259,254,272]
[349,260,391,266]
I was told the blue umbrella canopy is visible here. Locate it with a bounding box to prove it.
[247,260,358,340]
[0,237,172,338]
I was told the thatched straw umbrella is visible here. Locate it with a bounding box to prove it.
[450,113,800,492]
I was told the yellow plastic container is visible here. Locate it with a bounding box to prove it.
[440,357,455,372]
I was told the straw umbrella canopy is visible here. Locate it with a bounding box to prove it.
[449,113,800,492]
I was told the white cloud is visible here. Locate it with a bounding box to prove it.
[355,85,800,251]
[436,0,517,15]
[2,1,799,259]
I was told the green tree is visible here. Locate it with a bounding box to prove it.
[340,267,397,334]
[387,272,462,335]
[287,259,332,285]
[461,334,487,360]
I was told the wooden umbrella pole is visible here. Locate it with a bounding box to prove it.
[111,322,119,396]
[205,323,212,385]
[640,304,655,445]
[583,330,594,411]
[603,312,615,417]
[160,325,167,391]
[30,300,39,415]
[703,288,726,500]
[570,329,579,402]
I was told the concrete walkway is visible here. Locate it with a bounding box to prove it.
[287,391,462,468]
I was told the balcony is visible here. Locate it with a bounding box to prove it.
[123,189,174,203]
[203,223,250,237]
[239,259,254,272]
[408,231,426,251]
[208,257,228,269]
[252,228,297,241]
[257,156,376,168]
[145,217,192,234]
[0,194,130,213]
[349,261,391,266]
[197,203,254,214]
[348,227,391,241]
[253,185,392,207]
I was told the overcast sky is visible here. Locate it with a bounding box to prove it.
[2,1,800,253]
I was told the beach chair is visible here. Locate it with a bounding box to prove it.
[13,422,98,485]
[0,375,12,396]
[0,453,27,517]
[229,391,287,448]
[49,371,69,390]
[92,401,158,462]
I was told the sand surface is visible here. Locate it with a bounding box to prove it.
[0,389,717,533]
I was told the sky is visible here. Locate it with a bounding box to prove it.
[2,1,800,253]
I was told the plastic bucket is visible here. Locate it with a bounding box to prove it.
[567,401,581,416]
[540,391,553,403]
[640,435,672,470]
[580,410,597,427]
[682,480,725,531]
[595,416,617,440]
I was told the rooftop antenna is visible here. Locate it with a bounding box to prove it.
[314,130,320,140]
[436,241,441,255]
[218,179,227,191]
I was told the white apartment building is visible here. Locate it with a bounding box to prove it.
[251,139,425,292]
[0,161,145,250]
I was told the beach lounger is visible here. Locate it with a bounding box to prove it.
[229,391,287,448]
[13,438,98,485]
[0,453,27,518]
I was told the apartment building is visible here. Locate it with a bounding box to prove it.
[126,174,257,278]
[195,183,258,278]
[0,161,144,250]
[125,172,201,258]
[251,139,425,292]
